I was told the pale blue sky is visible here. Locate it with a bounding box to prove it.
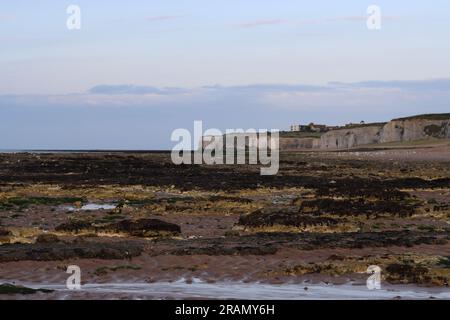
[2,0,450,94]
[0,1,449,149]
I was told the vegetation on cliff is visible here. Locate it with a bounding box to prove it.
[392,113,450,121]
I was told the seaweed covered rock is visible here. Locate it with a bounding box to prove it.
[0,228,12,237]
[385,263,431,284]
[238,207,338,229]
[0,240,143,262]
[0,228,12,244]
[35,233,60,243]
[55,220,92,233]
[55,218,181,237]
[0,283,53,295]
[297,198,416,218]
[107,219,181,237]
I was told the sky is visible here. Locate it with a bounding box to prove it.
[0,0,449,149]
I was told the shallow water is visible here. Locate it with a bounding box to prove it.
[28,279,450,300]
[62,203,117,211]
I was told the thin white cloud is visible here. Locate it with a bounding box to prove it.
[88,84,187,95]
[238,19,288,29]
[2,79,449,110]
[239,15,401,29]
[325,15,400,22]
[86,79,450,96]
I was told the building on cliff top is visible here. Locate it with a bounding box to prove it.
[290,123,337,133]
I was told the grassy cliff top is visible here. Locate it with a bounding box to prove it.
[279,131,322,138]
[392,113,450,121]
[340,122,387,129]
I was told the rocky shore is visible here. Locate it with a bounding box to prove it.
[0,144,449,299]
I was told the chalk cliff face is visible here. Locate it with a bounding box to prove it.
[380,119,450,143]
[205,114,450,151]
[280,114,450,150]
[319,125,383,150]
[279,137,319,150]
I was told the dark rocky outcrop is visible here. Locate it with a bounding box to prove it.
[385,263,432,284]
[296,198,417,218]
[55,220,93,233]
[0,283,53,295]
[238,207,338,228]
[0,241,143,262]
[106,219,181,237]
[35,233,60,243]
[0,228,12,237]
[56,218,181,237]
[154,230,449,256]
